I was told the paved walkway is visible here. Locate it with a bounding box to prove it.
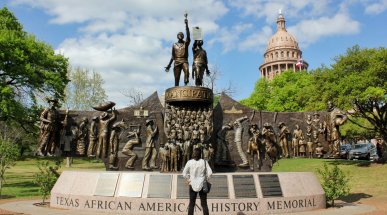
[0,200,376,215]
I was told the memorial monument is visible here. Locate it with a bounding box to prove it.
[49,12,326,214]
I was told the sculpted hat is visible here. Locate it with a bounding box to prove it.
[101,112,108,119]
[145,119,153,125]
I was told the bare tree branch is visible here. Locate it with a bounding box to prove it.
[120,88,144,107]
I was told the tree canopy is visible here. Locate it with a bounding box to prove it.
[242,45,386,140]
[64,67,107,110]
[0,7,69,129]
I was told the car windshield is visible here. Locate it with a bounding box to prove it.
[354,144,367,149]
[340,146,347,150]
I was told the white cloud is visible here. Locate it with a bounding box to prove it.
[239,26,273,51]
[228,0,332,23]
[208,23,253,53]
[288,13,360,47]
[364,0,387,15]
[12,0,228,107]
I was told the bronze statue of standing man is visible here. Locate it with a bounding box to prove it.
[192,39,210,86]
[37,98,59,157]
[165,13,191,86]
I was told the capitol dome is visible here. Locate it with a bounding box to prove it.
[259,12,308,81]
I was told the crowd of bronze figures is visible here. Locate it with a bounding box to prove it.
[36,99,347,172]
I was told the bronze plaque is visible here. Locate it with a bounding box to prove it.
[259,174,283,198]
[165,86,213,103]
[147,175,172,198]
[94,173,119,196]
[117,173,145,197]
[176,175,189,199]
[208,175,229,199]
[233,175,257,198]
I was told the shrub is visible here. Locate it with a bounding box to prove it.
[0,138,19,198]
[318,163,350,207]
[34,160,61,204]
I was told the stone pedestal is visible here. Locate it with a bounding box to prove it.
[50,171,325,214]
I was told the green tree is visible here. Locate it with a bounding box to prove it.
[240,78,270,110]
[64,67,107,110]
[34,160,61,204]
[311,46,387,143]
[241,70,313,112]
[0,137,19,198]
[318,163,350,207]
[0,7,69,129]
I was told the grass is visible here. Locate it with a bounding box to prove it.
[0,156,105,199]
[273,158,387,201]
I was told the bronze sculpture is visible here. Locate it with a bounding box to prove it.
[278,122,290,158]
[215,123,233,164]
[291,124,303,157]
[192,40,210,86]
[165,13,191,86]
[37,98,59,157]
[96,109,117,159]
[108,120,128,170]
[122,127,141,169]
[326,101,348,157]
[76,117,89,156]
[247,124,263,171]
[142,119,158,170]
[233,116,249,167]
[262,122,278,166]
[87,116,99,157]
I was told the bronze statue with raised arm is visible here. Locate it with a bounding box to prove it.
[165,13,191,86]
[192,40,210,86]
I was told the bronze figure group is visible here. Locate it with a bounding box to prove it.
[165,13,209,87]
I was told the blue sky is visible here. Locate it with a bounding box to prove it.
[3,0,387,108]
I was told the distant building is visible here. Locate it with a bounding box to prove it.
[259,12,308,81]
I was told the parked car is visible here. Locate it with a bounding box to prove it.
[340,144,352,159]
[348,142,377,160]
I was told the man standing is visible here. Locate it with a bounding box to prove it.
[165,13,191,86]
[37,98,59,156]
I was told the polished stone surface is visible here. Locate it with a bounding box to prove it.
[51,171,326,214]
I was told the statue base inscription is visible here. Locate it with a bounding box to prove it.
[51,171,325,214]
[165,86,213,104]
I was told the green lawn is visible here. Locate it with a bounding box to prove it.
[0,157,105,199]
[1,157,386,203]
[273,158,387,201]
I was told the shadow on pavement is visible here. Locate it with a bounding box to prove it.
[339,193,373,203]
